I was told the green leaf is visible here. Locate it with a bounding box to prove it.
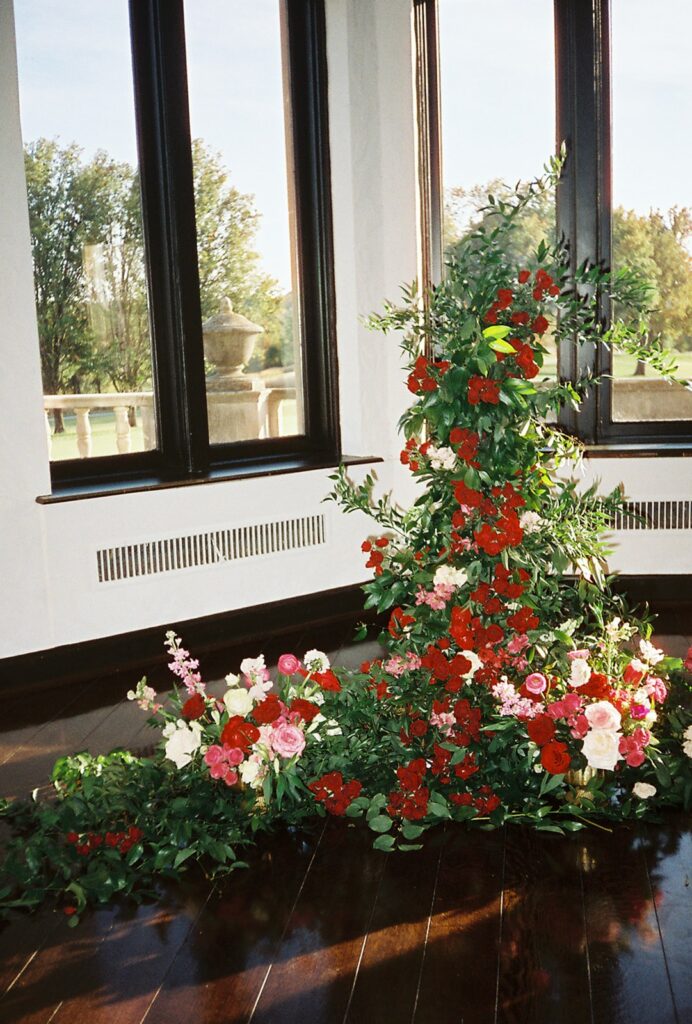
[487,338,516,354]
[401,823,425,840]
[173,847,196,869]
[482,325,511,340]
[372,834,396,852]
[368,814,394,834]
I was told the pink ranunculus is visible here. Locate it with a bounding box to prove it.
[567,649,590,661]
[524,672,547,695]
[630,703,650,721]
[632,727,651,747]
[278,653,301,676]
[645,676,668,703]
[570,714,589,739]
[204,745,224,766]
[584,700,621,731]
[562,692,584,714]
[271,722,306,759]
[619,734,646,767]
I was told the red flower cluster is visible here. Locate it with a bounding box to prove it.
[400,436,430,472]
[475,508,523,556]
[506,605,540,632]
[453,479,483,510]
[468,376,500,405]
[181,693,206,720]
[66,824,143,858]
[407,355,451,394]
[449,426,480,462]
[421,644,475,693]
[253,695,283,724]
[388,606,416,639]
[221,716,260,752]
[453,698,482,745]
[290,698,321,722]
[483,286,514,324]
[526,714,571,774]
[312,669,342,693]
[309,771,362,816]
[362,536,390,576]
[449,605,504,653]
[388,758,429,820]
[450,785,500,815]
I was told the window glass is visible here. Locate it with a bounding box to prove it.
[438,0,557,374]
[14,0,157,461]
[184,0,303,445]
[611,0,692,422]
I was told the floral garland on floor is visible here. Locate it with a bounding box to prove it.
[2,161,691,923]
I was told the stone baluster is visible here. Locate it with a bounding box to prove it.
[140,402,156,450]
[75,408,92,458]
[113,405,131,454]
[45,410,52,459]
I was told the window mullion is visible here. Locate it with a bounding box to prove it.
[129,0,209,477]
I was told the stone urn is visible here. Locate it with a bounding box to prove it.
[202,297,264,392]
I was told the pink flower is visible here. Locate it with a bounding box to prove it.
[684,646,692,672]
[585,701,621,731]
[645,677,667,703]
[524,672,547,695]
[204,744,243,786]
[567,649,590,661]
[570,714,589,739]
[278,654,301,675]
[619,734,647,767]
[271,722,306,759]
[630,703,650,721]
[507,634,530,655]
[430,710,456,735]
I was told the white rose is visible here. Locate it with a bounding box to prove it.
[433,565,468,589]
[427,445,457,472]
[239,758,264,788]
[632,782,657,800]
[223,687,254,717]
[224,672,240,687]
[639,639,664,665]
[683,724,692,743]
[570,658,591,688]
[683,739,692,759]
[164,721,202,769]
[582,728,622,771]
[304,649,330,672]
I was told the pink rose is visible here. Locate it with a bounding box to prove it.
[524,672,547,695]
[567,649,590,661]
[271,722,306,759]
[584,700,621,731]
[278,653,301,675]
[570,714,589,739]
[507,634,530,655]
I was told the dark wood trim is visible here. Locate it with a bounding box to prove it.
[610,575,692,634]
[413,0,443,301]
[0,583,379,693]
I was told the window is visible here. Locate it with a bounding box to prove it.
[424,0,692,447]
[14,0,337,492]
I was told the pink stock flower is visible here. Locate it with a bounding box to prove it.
[165,633,205,695]
[524,672,547,695]
[278,654,301,675]
[271,722,306,759]
[430,710,456,735]
[384,653,422,677]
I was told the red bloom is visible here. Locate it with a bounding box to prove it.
[579,672,612,699]
[510,311,530,326]
[540,741,571,775]
[468,376,500,406]
[518,269,531,284]
[388,607,416,639]
[532,315,549,335]
[449,427,479,462]
[181,693,206,720]
[409,718,429,738]
[220,716,260,752]
[253,695,283,724]
[309,771,362,815]
[453,480,483,508]
[290,698,321,722]
[313,669,342,692]
[526,714,556,746]
[507,606,540,632]
[496,288,514,309]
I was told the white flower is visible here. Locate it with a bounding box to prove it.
[427,445,457,472]
[224,672,240,687]
[164,720,203,769]
[685,724,692,743]
[605,617,622,638]
[240,655,266,679]
[304,649,330,672]
[247,680,273,702]
[519,510,543,533]
[639,639,664,665]
[239,757,265,789]
[223,687,254,717]
[433,565,468,589]
[459,649,482,679]
[683,738,692,759]
[633,782,657,800]
[569,658,591,688]
[582,728,622,771]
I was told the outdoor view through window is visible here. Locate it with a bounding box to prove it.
[15,0,303,462]
[610,0,692,424]
[438,0,557,375]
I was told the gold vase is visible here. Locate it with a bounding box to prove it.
[565,765,600,804]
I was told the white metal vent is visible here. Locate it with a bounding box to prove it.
[97,513,326,583]
[613,500,692,531]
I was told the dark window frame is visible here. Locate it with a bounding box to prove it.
[47,0,340,494]
[421,0,692,451]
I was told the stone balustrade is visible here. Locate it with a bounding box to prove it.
[43,383,298,459]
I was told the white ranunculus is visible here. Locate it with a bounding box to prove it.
[427,445,457,472]
[433,564,468,589]
[223,687,254,717]
[164,721,203,769]
[683,739,692,759]
[632,782,657,800]
[304,649,330,672]
[582,728,622,771]
[569,658,591,688]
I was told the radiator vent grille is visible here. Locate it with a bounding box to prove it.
[613,500,692,531]
[97,513,326,583]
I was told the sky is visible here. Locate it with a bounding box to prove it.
[13,0,691,293]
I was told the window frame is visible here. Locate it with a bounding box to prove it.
[45,0,339,493]
[422,0,692,450]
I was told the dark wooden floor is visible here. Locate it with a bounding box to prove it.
[1,626,690,1024]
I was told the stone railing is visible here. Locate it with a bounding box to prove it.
[44,382,298,459]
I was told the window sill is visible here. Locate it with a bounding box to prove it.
[582,443,692,459]
[36,453,382,504]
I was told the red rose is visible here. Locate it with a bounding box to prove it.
[181,693,206,720]
[510,311,530,326]
[409,719,429,738]
[526,714,556,746]
[540,741,571,775]
[532,315,549,335]
[220,716,260,752]
[253,695,283,724]
[313,669,342,692]
[290,698,320,722]
[518,269,531,284]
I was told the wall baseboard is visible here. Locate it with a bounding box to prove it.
[1,575,689,694]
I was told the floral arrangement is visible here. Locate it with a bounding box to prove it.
[2,162,691,922]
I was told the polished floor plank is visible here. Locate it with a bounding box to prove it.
[250,822,388,1024]
[344,832,444,1024]
[143,827,324,1024]
[581,825,678,1024]
[0,910,62,998]
[496,828,591,1024]
[640,819,692,1021]
[413,826,505,1024]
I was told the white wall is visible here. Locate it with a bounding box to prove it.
[1,0,690,661]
